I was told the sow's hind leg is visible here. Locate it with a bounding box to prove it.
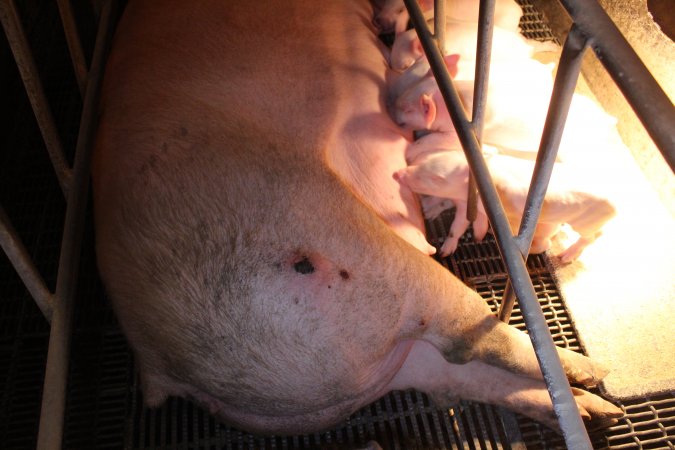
[388,340,623,431]
[421,288,609,387]
[399,275,623,428]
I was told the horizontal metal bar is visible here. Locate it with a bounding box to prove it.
[36,1,117,449]
[403,0,593,447]
[0,0,73,197]
[0,205,53,322]
[57,0,89,98]
[558,0,675,171]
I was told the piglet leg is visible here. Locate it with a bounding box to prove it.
[440,201,470,256]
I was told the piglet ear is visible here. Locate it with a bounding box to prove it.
[412,37,424,60]
[443,53,460,78]
[420,93,437,129]
[421,53,460,79]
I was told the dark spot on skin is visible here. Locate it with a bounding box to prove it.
[294,298,299,305]
[294,257,315,274]
[180,126,188,136]
[328,285,332,289]
[339,270,350,280]
[419,319,426,327]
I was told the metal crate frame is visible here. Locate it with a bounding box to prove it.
[1,0,673,449]
[403,0,674,448]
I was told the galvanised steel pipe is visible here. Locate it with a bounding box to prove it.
[36,1,117,449]
[0,0,73,197]
[0,205,53,322]
[434,0,445,54]
[466,0,496,223]
[403,0,593,447]
[498,25,589,323]
[558,0,674,171]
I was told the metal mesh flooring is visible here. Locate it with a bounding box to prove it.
[1,1,674,449]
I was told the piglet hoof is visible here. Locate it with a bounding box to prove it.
[559,348,610,388]
[440,238,459,257]
[572,388,624,431]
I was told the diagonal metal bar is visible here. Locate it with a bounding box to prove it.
[0,205,54,322]
[557,0,674,170]
[403,0,593,447]
[498,24,589,323]
[57,0,89,98]
[35,1,117,448]
[0,0,72,197]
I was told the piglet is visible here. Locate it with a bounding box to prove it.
[373,0,523,36]
[389,19,541,73]
[397,132,616,261]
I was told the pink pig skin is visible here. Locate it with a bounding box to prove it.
[92,0,622,435]
[397,133,616,260]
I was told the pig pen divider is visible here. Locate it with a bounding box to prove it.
[0,0,118,449]
[403,0,674,448]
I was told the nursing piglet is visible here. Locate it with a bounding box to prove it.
[397,133,617,261]
[392,57,556,158]
[93,0,622,436]
[389,19,541,73]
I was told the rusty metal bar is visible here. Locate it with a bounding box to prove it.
[403,0,593,447]
[56,0,89,97]
[0,206,54,322]
[558,0,675,170]
[0,0,72,197]
[35,1,117,448]
[498,25,588,323]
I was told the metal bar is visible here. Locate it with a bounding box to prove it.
[558,0,675,171]
[56,0,89,97]
[36,1,117,449]
[466,0,496,223]
[0,0,72,197]
[403,0,593,447]
[434,0,445,54]
[498,25,589,323]
[0,205,53,322]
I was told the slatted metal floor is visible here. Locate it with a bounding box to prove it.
[1,1,674,449]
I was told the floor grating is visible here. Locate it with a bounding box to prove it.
[1,1,674,449]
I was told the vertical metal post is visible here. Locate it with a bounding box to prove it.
[434,0,445,54]
[498,25,589,323]
[0,0,73,197]
[403,0,593,447]
[56,0,89,98]
[35,1,116,448]
[0,206,53,322]
[466,0,496,223]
